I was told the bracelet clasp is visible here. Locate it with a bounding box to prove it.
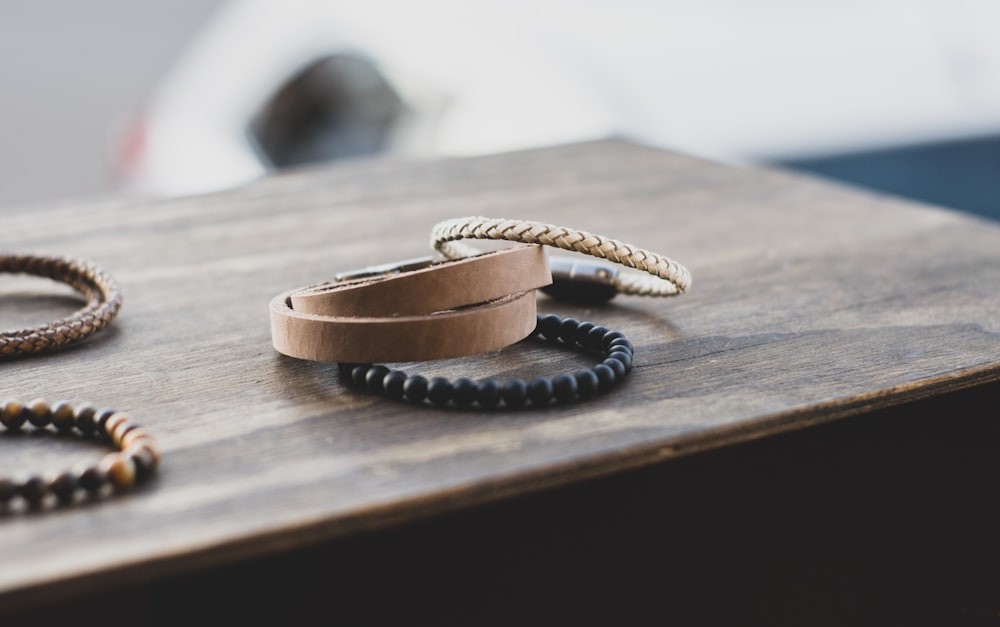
[334,256,436,282]
[542,256,620,304]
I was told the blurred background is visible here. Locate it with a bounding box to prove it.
[2,0,998,221]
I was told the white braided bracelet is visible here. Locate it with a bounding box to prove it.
[430,216,692,301]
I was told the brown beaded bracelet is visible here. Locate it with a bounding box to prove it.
[0,398,160,511]
[0,254,123,358]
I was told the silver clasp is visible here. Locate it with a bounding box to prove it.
[333,256,435,282]
[541,256,620,303]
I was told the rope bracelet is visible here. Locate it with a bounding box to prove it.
[339,313,635,410]
[0,399,160,511]
[1,254,123,358]
[429,216,692,302]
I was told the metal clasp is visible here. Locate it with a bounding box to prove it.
[333,256,435,282]
[541,256,620,304]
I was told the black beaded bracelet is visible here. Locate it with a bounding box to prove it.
[339,314,635,410]
[0,398,160,512]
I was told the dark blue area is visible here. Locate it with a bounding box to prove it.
[779,134,1000,223]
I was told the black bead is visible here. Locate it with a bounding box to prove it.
[601,330,627,350]
[350,365,371,387]
[527,377,553,407]
[19,476,47,507]
[383,371,407,400]
[365,365,391,393]
[593,364,617,392]
[586,325,610,350]
[602,357,626,380]
[537,314,563,341]
[403,375,429,403]
[574,321,596,346]
[77,466,107,493]
[476,380,502,409]
[608,350,633,373]
[608,337,634,355]
[452,378,477,408]
[574,369,600,398]
[502,380,528,409]
[527,315,543,339]
[558,317,581,343]
[552,373,578,402]
[427,377,453,407]
[50,472,78,505]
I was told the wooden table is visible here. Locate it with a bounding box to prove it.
[2,139,999,625]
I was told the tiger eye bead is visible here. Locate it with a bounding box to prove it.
[50,471,78,505]
[74,404,98,434]
[1,399,27,431]
[77,465,108,494]
[0,477,17,503]
[26,398,52,427]
[95,407,119,435]
[125,445,158,481]
[51,400,76,432]
[19,475,48,508]
[102,411,127,434]
[100,454,136,491]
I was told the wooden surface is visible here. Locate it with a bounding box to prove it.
[1,138,999,611]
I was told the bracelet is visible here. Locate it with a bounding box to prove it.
[271,245,551,363]
[1,254,123,358]
[339,314,635,410]
[0,398,160,512]
[430,216,692,303]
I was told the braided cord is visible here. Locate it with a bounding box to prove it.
[1,254,123,358]
[430,216,691,297]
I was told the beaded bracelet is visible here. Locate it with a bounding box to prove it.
[1,254,123,358]
[339,314,635,410]
[0,399,160,511]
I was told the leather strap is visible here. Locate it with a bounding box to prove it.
[291,244,549,316]
[270,245,551,363]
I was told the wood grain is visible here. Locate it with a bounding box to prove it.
[1,138,998,609]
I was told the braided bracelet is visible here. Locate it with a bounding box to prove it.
[430,216,691,303]
[1,254,123,358]
[339,314,635,410]
[0,399,160,511]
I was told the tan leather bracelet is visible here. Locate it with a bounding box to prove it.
[270,245,552,363]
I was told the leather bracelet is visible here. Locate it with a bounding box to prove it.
[0,398,160,512]
[429,216,692,303]
[270,245,552,363]
[339,314,635,410]
[1,254,123,358]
